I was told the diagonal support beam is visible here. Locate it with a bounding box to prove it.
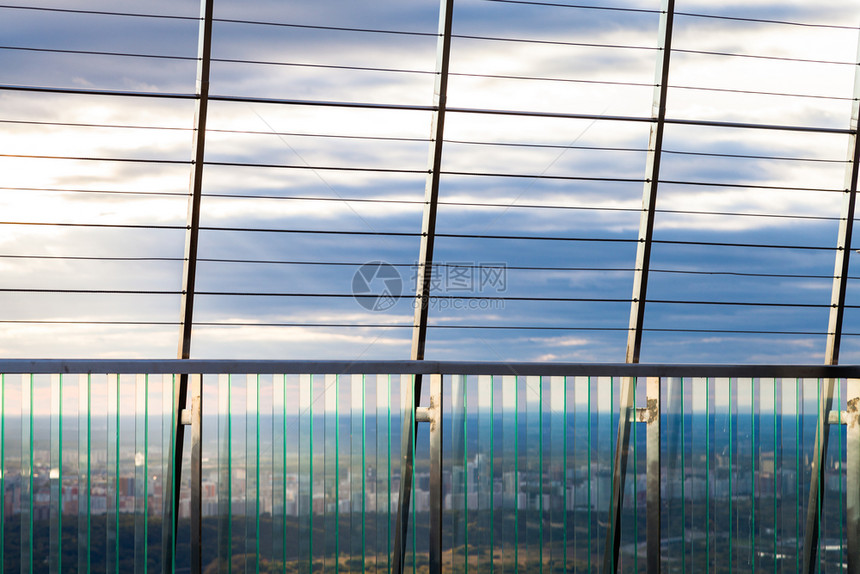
[164,1,213,572]
[393,1,454,573]
[625,0,674,367]
[177,0,213,365]
[410,0,454,364]
[604,1,674,572]
[803,28,860,572]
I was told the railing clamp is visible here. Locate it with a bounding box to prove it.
[415,395,439,427]
[826,397,859,426]
[628,400,659,424]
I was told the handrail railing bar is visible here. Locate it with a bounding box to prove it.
[2,359,860,377]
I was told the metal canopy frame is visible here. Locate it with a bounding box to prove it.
[132,0,860,572]
[601,2,860,570]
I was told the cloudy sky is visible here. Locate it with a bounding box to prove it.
[1,0,860,363]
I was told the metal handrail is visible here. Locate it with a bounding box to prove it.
[2,359,859,377]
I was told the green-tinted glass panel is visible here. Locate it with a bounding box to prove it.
[690,377,709,571]
[245,374,259,574]
[216,373,232,574]
[285,373,301,568]
[134,374,148,574]
[474,375,493,574]
[822,378,847,573]
[299,373,312,574]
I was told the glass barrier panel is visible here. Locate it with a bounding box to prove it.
[0,369,852,572]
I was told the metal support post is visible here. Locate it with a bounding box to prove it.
[846,379,860,572]
[165,1,213,572]
[803,22,860,573]
[174,376,202,571]
[803,378,836,574]
[603,376,637,573]
[393,375,419,574]
[645,377,661,573]
[804,379,860,572]
[416,374,443,574]
[190,376,203,574]
[396,374,443,574]
[606,1,674,571]
[609,378,661,572]
[395,0,454,571]
[165,373,190,573]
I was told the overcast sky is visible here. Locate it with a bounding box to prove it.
[1,0,860,363]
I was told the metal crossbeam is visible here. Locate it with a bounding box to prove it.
[802,24,860,574]
[605,1,674,572]
[164,1,213,572]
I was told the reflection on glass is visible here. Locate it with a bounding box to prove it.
[474,374,492,574]
[690,377,708,571]
[133,374,147,574]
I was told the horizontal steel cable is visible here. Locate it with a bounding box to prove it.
[0,153,190,165]
[3,254,857,285]
[482,0,860,30]
[2,255,854,280]
[6,41,855,69]
[481,0,659,15]
[1,84,854,134]
[0,153,849,195]
[0,221,842,252]
[0,121,844,163]
[0,186,188,197]
[200,193,841,222]
[0,288,847,309]
[0,118,191,131]
[0,4,198,20]
[2,44,854,99]
[1,318,855,336]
